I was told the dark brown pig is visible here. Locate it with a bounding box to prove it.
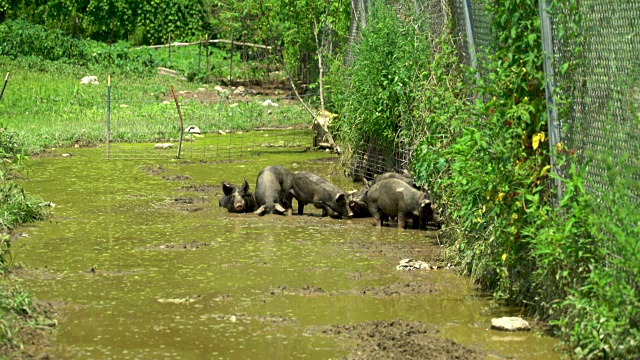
[218,178,256,213]
[288,171,353,218]
[366,178,433,229]
[254,166,293,216]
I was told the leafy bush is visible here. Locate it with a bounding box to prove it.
[0,20,159,74]
[329,1,433,146]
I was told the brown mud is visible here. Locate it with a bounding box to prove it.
[323,320,485,360]
[12,147,561,359]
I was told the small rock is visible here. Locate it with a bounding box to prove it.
[61,153,72,157]
[185,125,201,134]
[154,143,174,149]
[80,76,99,85]
[233,86,246,95]
[39,202,56,207]
[214,85,225,92]
[491,317,531,332]
[396,258,431,271]
[162,100,171,105]
[218,130,227,135]
[74,144,80,148]
[230,103,239,108]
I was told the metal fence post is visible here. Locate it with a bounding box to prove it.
[107,75,111,160]
[461,0,479,77]
[539,0,563,203]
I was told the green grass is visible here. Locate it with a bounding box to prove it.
[0,56,310,154]
[0,282,56,357]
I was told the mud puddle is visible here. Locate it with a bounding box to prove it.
[14,146,561,359]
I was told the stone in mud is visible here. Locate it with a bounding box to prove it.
[288,171,353,218]
[154,143,174,149]
[490,317,531,331]
[254,165,292,216]
[218,178,256,213]
[366,178,434,229]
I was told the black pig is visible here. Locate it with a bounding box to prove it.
[366,178,433,229]
[218,178,256,213]
[288,171,353,218]
[348,181,371,217]
[254,166,292,216]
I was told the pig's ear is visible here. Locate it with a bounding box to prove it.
[243,177,250,192]
[336,193,347,203]
[222,182,234,196]
[420,199,431,209]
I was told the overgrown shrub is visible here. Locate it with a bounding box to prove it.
[0,20,159,74]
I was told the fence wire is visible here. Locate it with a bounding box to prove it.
[106,97,312,160]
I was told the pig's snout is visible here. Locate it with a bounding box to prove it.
[234,198,245,211]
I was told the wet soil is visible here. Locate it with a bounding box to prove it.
[323,320,485,360]
[13,146,561,359]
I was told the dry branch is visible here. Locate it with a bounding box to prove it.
[137,39,272,50]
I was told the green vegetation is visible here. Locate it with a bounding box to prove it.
[1,124,52,355]
[330,0,640,358]
[0,282,56,357]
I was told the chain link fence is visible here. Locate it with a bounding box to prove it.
[348,0,639,203]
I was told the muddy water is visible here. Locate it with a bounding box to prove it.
[15,146,560,359]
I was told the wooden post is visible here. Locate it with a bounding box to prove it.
[229,30,234,82]
[171,85,184,159]
[168,33,172,62]
[243,32,247,81]
[0,72,10,102]
[205,34,210,83]
[198,36,202,72]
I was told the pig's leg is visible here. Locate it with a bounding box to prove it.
[397,213,406,229]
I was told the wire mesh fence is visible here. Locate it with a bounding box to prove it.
[106,97,313,160]
[550,0,640,202]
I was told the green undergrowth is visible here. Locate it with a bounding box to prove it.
[1,126,53,357]
[0,19,279,84]
[329,0,640,358]
[0,56,308,154]
[0,282,56,358]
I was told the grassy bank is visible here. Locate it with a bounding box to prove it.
[1,125,54,356]
[0,56,309,155]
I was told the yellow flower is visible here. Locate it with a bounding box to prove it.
[540,165,551,176]
[512,213,519,220]
[532,132,546,150]
[476,217,482,223]
[556,142,563,152]
[502,253,507,261]
[496,192,505,202]
[522,67,527,73]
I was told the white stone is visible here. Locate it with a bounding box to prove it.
[261,99,279,107]
[154,143,174,149]
[80,76,98,85]
[491,317,531,331]
[214,85,225,92]
[233,86,246,95]
[185,125,201,134]
[218,130,227,135]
